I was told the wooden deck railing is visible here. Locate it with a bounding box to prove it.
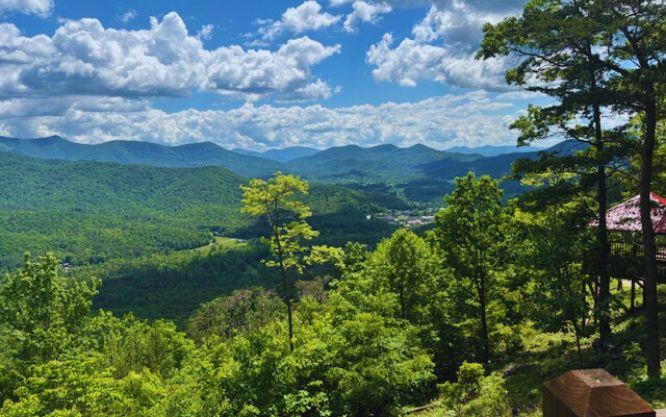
[608,241,666,282]
[610,241,666,262]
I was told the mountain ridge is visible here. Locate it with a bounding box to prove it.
[445,144,547,157]
[0,136,282,178]
[233,146,320,162]
[0,136,584,198]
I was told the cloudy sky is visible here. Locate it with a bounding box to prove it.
[0,0,546,150]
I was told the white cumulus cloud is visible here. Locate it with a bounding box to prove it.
[206,36,340,98]
[0,91,529,150]
[258,1,342,41]
[0,0,53,16]
[367,33,513,91]
[366,1,525,90]
[343,1,392,33]
[0,12,340,101]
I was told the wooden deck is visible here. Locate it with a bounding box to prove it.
[608,241,666,283]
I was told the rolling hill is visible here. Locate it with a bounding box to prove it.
[397,140,589,201]
[419,140,588,178]
[0,150,246,266]
[233,146,320,162]
[285,143,481,183]
[445,144,546,157]
[0,136,282,178]
[0,136,587,204]
[0,150,403,267]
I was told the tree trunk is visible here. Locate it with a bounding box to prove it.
[594,102,612,349]
[279,260,294,352]
[272,214,295,352]
[640,96,660,378]
[286,288,294,352]
[278,254,295,352]
[585,45,612,348]
[478,276,491,365]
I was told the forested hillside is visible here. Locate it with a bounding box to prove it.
[0,151,401,268]
[0,1,664,416]
[233,146,321,162]
[1,171,663,417]
[284,143,480,183]
[0,151,243,266]
[0,136,569,201]
[0,136,282,177]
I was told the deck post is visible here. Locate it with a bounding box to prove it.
[542,369,655,417]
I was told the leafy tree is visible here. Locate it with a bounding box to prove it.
[434,173,510,364]
[478,0,636,348]
[513,202,592,355]
[241,173,319,351]
[365,229,439,322]
[0,354,168,417]
[186,288,283,343]
[599,2,665,375]
[177,292,434,417]
[77,313,194,379]
[441,362,511,417]
[480,0,666,375]
[0,253,98,402]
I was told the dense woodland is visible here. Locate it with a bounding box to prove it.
[0,151,403,268]
[0,0,665,416]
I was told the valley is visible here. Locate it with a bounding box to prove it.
[0,136,587,329]
[1,2,665,417]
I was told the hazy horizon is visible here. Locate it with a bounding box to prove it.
[0,0,561,152]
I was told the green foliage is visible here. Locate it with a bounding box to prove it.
[0,254,98,402]
[241,173,320,350]
[0,151,244,267]
[0,152,402,269]
[441,362,512,417]
[364,229,440,322]
[512,201,593,352]
[1,355,168,417]
[0,242,439,417]
[241,174,319,272]
[85,240,275,324]
[186,288,283,343]
[179,293,434,417]
[2,162,666,416]
[433,173,513,364]
[78,313,194,379]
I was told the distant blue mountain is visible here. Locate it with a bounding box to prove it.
[233,146,320,163]
[0,136,282,178]
[0,136,585,202]
[421,140,588,178]
[284,143,481,183]
[445,144,546,157]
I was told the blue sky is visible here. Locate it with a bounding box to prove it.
[0,0,547,150]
